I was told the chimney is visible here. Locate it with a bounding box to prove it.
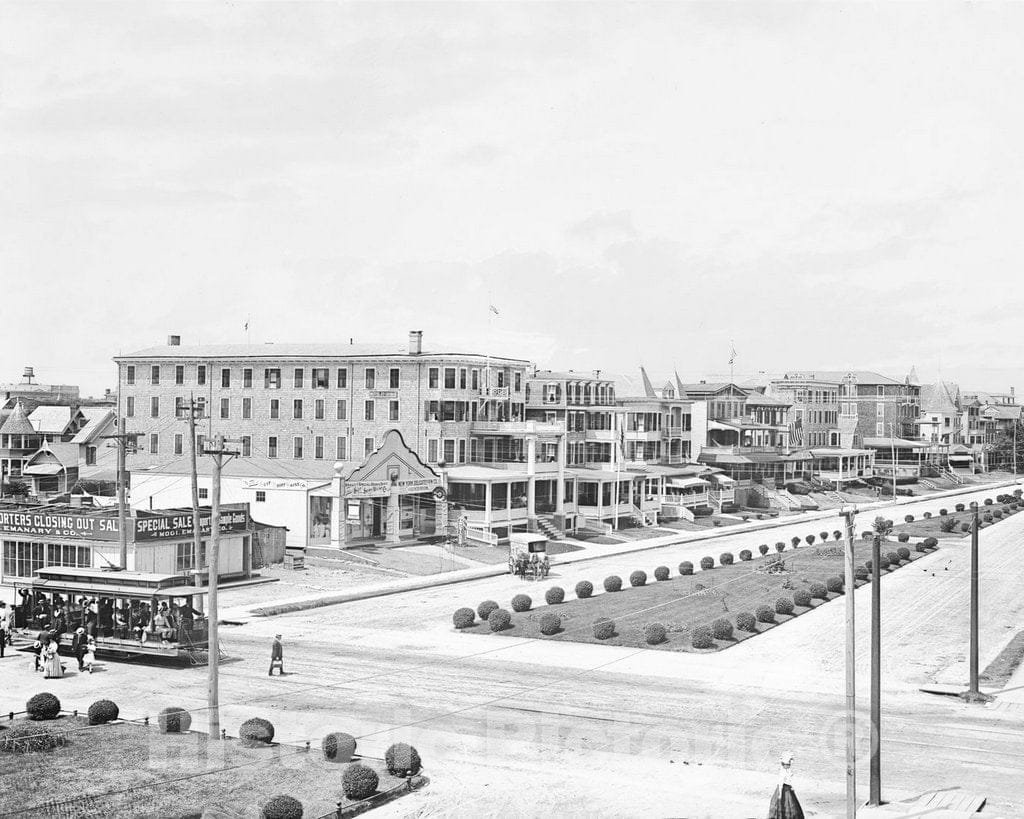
[167,335,181,346]
[408,330,423,356]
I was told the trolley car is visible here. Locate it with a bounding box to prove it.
[12,566,211,663]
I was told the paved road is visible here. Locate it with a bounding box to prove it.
[3,482,1021,817]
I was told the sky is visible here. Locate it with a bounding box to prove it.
[3,2,1024,397]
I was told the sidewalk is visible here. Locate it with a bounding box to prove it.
[225,478,1022,620]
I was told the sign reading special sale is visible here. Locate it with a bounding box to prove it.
[0,509,122,540]
[134,510,250,542]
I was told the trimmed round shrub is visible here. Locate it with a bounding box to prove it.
[984,498,993,505]
[26,693,60,722]
[961,522,971,533]
[593,618,615,640]
[629,570,647,587]
[322,732,357,763]
[940,508,949,516]
[819,531,829,542]
[805,535,816,546]
[832,530,842,541]
[261,796,303,819]
[644,622,666,645]
[511,594,532,613]
[756,605,776,624]
[603,575,623,592]
[735,611,756,632]
[983,513,993,524]
[923,511,932,519]
[385,742,422,777]
[539,612,561,635]
[452,608,475,629]
[758,544,769,556]
[711,617,734,640]
[0,722,68,753]
[239,717,275,748]
[791,537,801,547]
[679,561,694,576]
[793,588,813,607]
[865,559,873,572]
[993,510,1004,520]
[775,597,795,616]
[699,556,715,570]
[488,608,512,632]
[87,700,119,726]
[955,503,965,512]
[826,576,844,593]
[342,763,379,800]
[862,531,873,541]
[575,580,593,599]
[904,515,914,523]
[691,625,714,649]
[545,586,565,605]
[654,565,670,581]
[158,707,192,734]
[776,542,786,553]
[719,553,734,566]
[855,565,869,581]
[897,532,910,543]
[897,546,911,561]
[810,582,828,600]
[886,551,902,566]
[477,600,499,621]
[876,553,890,569]
[739,549,752,562]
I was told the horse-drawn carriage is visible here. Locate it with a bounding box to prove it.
[508,533,550,581]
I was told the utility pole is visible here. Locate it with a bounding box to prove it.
[102,430,137,569]
[962,503,992,703]
[869,533,882,806]
[841,506,858,818]
[186,396,205,614]
[202,433,240,740]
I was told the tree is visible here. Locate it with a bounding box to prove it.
[872,516,893,541]
[985,420,1024,473]
[1,480,29,498]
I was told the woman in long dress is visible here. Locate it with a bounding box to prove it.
[43,640,64,679]
[768,751,804,819]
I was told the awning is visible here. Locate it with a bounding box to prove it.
[863,437,928,449]
[666,477,708,490]
[22,463,64,476]
[28,578,195,598]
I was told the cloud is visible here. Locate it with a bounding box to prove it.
[567,210,638,243]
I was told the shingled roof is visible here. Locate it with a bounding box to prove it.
[0,401,35,435]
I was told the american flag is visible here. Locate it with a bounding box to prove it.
[489,305,500,316]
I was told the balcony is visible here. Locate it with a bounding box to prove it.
[623,429,662,442]
[471,420,566,436]
[585,429,616,442]
[481,386,510,399]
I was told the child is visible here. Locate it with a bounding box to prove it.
[82,637,96,674]
[32,640,43,672]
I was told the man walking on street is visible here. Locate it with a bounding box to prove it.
[269,634,284,676]
[0,601,11,658]
[72,628,87,671]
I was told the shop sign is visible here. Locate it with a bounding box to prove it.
[134,509,250,542]
[368,390,398,399]
[345,477,441,498]
[0,509,121,540]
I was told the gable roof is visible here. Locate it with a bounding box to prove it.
[919,382,961,415]
[70,408,115,445]
[28,405,74,435]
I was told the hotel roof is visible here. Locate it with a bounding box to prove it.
[117,342,529,364]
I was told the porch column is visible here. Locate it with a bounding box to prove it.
[334,476,347,549]
[556,434,566,516]
[596,480,604,521]
[385,488,400,544]
[526,434,537,525]
[484,482,492,530]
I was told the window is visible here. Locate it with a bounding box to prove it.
[876,403,885,418]
[241,435,251,457]
[293,399,303,419]
[459,368,467,389]
[293,437,303,458]
[2,541,44,579]
[126,365,135,386]
[126,396,134,417]
[443,439,455,463]
[242,397,252,419]
[313,368,329,388]
[175,365,184,385]
[196,397,206,418]
[220,398,230,419]
[221,368,231,388]
[293,368,304,388]
[444,368,456,389]
[458,439,467,463]
[365,368,375,389]
[428,368,439,389]
[150,433,159,454]
[875,422,885,436]
[364,400,375,421]
[389,400,399,421]
[174,434,183,455]
[265,368,281,389]
[199,487,209,499]
[85,445,97,466]
[243,368,253,388]
[336,436,347,459]
[390,368,400,389]
[337,368,347,388]
[197,434,205,453]
[151,365,160,385]
[150,396,160,418]
[428,439,438,463]
[337,399,347,420]
[315,399,324,420]
[471,369,479,390]
[497,371,505,388]
[514,372,522,392]
[877,386,884,397]
[315,436,324,459]
[268,436,278,458]
[255,490,266,502]
[175,541,193,572]
[364,437,374,456]
[197,365,207,386]
[270,399,280,419]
